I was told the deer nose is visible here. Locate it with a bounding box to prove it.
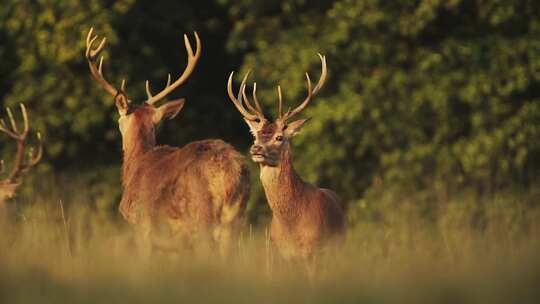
[250,144,264,154]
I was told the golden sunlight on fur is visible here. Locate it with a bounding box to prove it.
[86,28,250,256]
[228,55,345,264]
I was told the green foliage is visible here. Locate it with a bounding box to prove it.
[0,0,119,162]
[0,0,248,167]
[227,0,540,204]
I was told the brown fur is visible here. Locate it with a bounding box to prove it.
[228,53,339,262]
[117,103,250,253]
[248,120,345,261]
[84,28,244,252]
[0,182,19,206]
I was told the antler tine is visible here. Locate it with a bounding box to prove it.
[146,73,172,100]
[312,53,327,95]
[85,27,96,55]
[241,85,253,112]
[97,56,104,75]
[241,77,267,120]
[86,27,101,53]
[146,32,202,105]
[24,132,43,170]
[120,79,127,92]
[85,28,108,63]
[241,83,264,117]
[85,27,119,97]
[282,73,312,121]
[277,85,283,118]
[281,54,326,121]
[166,73,172,88]
[0,104,42,183]
[251,83,264,113]
[145,80,152,100]
[6,107,18,133]
[227,71,261,121]
[0,106,24,139]
[236,74,266,120]
[20,103,29,136]
[0,119,17,138]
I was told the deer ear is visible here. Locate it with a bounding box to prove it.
[115,94,130,116]
[244,118,262,136]
[284,118,310,137]
[153,99,185,124]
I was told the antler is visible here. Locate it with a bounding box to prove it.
[85,27,125,97]
[227,71,266,122]
[0,103,43,183]
[242,82,265,116]
[86,28,200,105]
[145,33,201,105]
[280,54,327,122]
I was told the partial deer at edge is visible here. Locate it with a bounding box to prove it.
[0,103,42,206]
[85,28,250,255]
[227,54,345,263]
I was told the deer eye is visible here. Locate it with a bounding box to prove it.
[275,135,284,142]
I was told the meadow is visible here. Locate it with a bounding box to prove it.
[2,1,540,303]
[1,183,539,304]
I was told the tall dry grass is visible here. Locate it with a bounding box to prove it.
[1,183,539,304]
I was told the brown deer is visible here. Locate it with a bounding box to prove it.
[0,103,42,206]
[85,28,250,255]
[227,54,345,263]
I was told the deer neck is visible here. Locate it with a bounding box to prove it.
[121,126,155,181]
[259,149,306,222]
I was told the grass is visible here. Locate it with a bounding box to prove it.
[1,185,539,304]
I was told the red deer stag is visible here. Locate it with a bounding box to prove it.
[227,54,345,263]
[0,103,42,206]
[85,28,250,255]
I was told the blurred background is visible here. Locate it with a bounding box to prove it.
[1,2,540,302]
[1,0,539,226]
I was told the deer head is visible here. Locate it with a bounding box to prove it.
[0,104,43,203]
[85,28,201,153]
[227,54,327,167]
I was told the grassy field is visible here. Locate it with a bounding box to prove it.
[1,187,539,304]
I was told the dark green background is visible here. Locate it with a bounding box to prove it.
[1,0,539,222]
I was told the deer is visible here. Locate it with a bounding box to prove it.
[85,28,250,256]
[227,54,345,267]
[0,103,42,206]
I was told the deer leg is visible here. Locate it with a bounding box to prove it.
[193,226,215,259]
[212,173,249,260]
[305,254,318,282]
[133,203,153,259]
[214,201,245,260]
[214,219,243,260]
[134,224,151,259]
[213,224,229,260]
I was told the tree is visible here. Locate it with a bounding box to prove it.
[226,0,540,204]
[0,0,249,168]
